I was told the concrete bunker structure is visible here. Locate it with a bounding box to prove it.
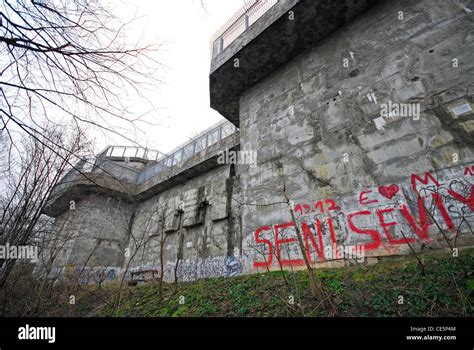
[38,0,474,284]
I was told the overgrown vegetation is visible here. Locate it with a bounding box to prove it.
[2,249,473,317]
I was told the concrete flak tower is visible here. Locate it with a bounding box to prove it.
[38,0,473,284]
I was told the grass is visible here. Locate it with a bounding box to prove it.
[15,248,472,317]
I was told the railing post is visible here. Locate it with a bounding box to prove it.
[219,36,224,53]
[211,0,278,56]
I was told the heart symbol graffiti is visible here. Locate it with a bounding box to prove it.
[378,184,399,199]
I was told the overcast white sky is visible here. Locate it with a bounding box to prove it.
[93,0,243,155]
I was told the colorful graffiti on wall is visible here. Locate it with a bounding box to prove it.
[71,266,119,285]
[47,266,120,284]
[128,255,243,283]
[250,164,474,268]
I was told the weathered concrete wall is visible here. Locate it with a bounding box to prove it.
[38,127,242,283]
[236,0,474,273]
[37,194,135,282]
[125,164,241,282]
[37,161,241,283]
[38,0,474,284]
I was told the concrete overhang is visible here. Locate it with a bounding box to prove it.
[43,133,240,217]
[42,173,136,217]
[135,132,240,201]
[210,0,379,127]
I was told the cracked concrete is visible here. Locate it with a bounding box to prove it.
[38,0,474,283]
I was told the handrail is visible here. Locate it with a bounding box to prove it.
[56,120,239,185]
[99,145,165,162]
[136,120,238,183]
[211,0,278,56]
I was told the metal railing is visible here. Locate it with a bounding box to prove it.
[55,120,239,187]
[160,120,237,166]
[98,146,165,162]
[211,0,278,57]
[137,120,238,183]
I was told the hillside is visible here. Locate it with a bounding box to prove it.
[70,249,474,317]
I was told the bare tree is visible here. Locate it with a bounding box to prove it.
[275,161,335,312]
[157,204,169,298]
[0,0,161,166]
[232,160,335,313]
[0,123,87,288]
[173,209,185,290]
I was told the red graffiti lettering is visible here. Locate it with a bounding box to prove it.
[302,204,311,214]
[253,166,472,268]
[411,172,440,194]
[325,199,341,211]
[433,192,455,231]
[253,226,273,268]
[347,210,381,251]
[302,221,325,262]
[399,196,431,240]
[377,208,414,244]
[294,204,303,215]
[295,198,341,216]
[275,222,304,266]
[327,218,339,258]
[464,166,474,177]
[359,190,378,205]
[448,186,474,212]
[315,201,324,213]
